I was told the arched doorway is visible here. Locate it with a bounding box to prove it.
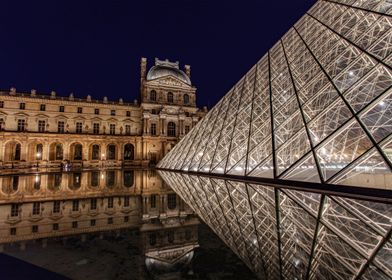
[49,143,63,161]
[4,142,21,161]
[90,144,100,160]
[124,144,134,160]
[71,143,83,160]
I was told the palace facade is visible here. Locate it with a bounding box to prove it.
[0,58,207,170]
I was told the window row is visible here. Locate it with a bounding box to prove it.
[11,120,134,135]
[3,142,135,162]
[149,90,191,105]
[3,101,133,116]
[9,216,131,235]
[10,197,132,218]
[3,170,135,192]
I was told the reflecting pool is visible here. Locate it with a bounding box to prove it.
[0,169,254,279]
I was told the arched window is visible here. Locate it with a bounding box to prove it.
[167,92,173,103]
[107,144,116,160]
[167,122,176,137]
[55,144,63,160]
[92,145,100,160]
[36,144,43,160]
[124,144,134,160]
[14,143,21,161]
[150,90,157,102]
[183,94,189,105]
[73,144,83,160]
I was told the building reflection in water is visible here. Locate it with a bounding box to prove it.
[0,169,199,277]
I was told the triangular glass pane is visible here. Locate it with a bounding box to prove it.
[316,120,374,181]
[248,156,274,178]
[330,148,391,189]
[361,88,392,143]
[276,128,311,176]
[281,152,321,183]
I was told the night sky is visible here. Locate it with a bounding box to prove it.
[1,0,316,108]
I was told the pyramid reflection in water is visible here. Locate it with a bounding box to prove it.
[159,171,392,280]
[158,0,392,189]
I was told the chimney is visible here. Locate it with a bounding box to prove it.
[140,57,147,80]
[184,64,191,78]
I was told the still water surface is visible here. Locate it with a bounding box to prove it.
[0,169,255,279]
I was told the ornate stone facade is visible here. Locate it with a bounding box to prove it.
[0,58,207,170]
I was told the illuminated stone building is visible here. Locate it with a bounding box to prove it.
[0,58,207,169]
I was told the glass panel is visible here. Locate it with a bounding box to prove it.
[316,120,374,181]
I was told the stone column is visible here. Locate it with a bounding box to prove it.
[43,142,50,161]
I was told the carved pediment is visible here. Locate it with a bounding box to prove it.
[148,75,191,88]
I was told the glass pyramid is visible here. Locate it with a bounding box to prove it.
[158,0,392,190]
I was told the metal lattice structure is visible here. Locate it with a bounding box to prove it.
[158,0,392,189]
[159,171,392,280]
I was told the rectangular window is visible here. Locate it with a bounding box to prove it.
[124,216,129,223]
[10,204,19,217]
[72,221,78,228]
[93,123,100,134]
[38,120,46,132]
[17,119,25,132]
[125,125,131,135]
[53,201,61,213]
[108,197,113,209]
[185,125,190,134]
[76,122,82,133]
[10,227,16,235]
[111,110,115,116]
[32,225,38,233]
[19,103,25,110]
[72,200,79,211]
[90,219,96,226]
[77,107,83,113]
[108,217,113,224]
[32,202,40,215]
[58,121,65,133]
[59,105,64,112]
[94,108,99,115]
[126,111,131,117]
[90,198,97,210]
[124,196,130,207]
[0,101,4,108]
[150,123,156,136]
[150,195,156,208]
[109,124,115,135]
[167,194,177,210]
[40,104,46,111]
[53,223,59,231]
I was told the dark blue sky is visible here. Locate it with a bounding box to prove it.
[1,0,316,108]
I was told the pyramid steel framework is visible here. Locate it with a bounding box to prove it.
[158,0,392,190]
[157,0,392,279]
